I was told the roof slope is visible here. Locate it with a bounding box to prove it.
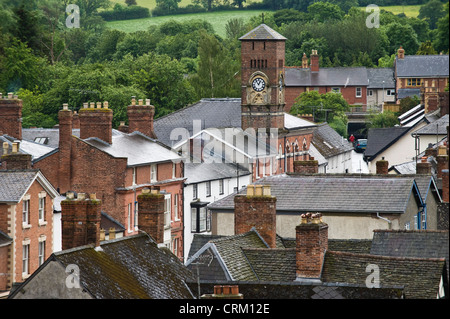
[53,234,195,299]
[285,67,368,87]
[0,170,39,203]
[367,68,395,89]
[396,55,449,78]
[414,114,449,135]
[365,126,412,160]
[239,24,287,41]
[321,250,445,299]
[242,248,296,281]
[208,175,417,214]
[312,123,354,158]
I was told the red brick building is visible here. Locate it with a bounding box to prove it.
[0,146,59,294]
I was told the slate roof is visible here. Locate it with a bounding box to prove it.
[242,248,296,281]
[396,55,449,78]
[321,250,445,299]
[207,174,419,214]
[186,229,269,281]
[84,131,182,167]
[12,234,195,299]
[153,98,316,147]
[367,68,395,89]
[397,88,421,99]
[365,126,413,160]
[285,67,369,87]
[0,170,39,203]
[414,114,449,135]
[239,24,287,41]
[0,230,13,247]
[312,123,354,158]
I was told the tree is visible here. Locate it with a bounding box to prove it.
[307,2,344,22]
[75,0,110,18]
[418,0,445,29]
[416,40,437,55]
[399,95,420,114]
[383,22,420,55]
[366,110,399,128]
[155,0,182,13]
[125,0,137,5]
[225,18,246,40]
[190,32,240,99]
[231,0,246,9]
[434,2,449,53]
[290,90,350,124]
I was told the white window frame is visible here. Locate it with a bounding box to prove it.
[356,87,362,98]
[172,163,176,179]
[172,237,179,257]
[421,211,427,230]
[174,194,179,221]
[386,89,395,96]
[193,184,198,200]
[23,198,30,228]
[132,167,137,185]
[150,164,157,183]
[38,240,45,266]
[331,87,341,94]
[164,194,171,229]
[206,181,211,197]
[127,203,133,233]
[191,208,197,233]
[219,179,224,195]
[134,202,138,231]
[22,243,30,276]
[38,196,46,225]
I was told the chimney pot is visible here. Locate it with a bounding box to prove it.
[2,142,8,155]
[96,102,102,109]
[262,185,271,196]
[8,93,13,99]
[100,229,105,241]
[11,142,18,153]
[103,101,109,109]
[214,286,223,295]
[254,185,263,196]
[131,97,136,106]
[142,187,150,194]
[246,185,255,196]
[78,193,86,201]
[109,227,116,240]
[438,145,447,156]
[120,121,125,126]
[66,192,75,199]
[146,99,151,106]
[89,193,96,200]
[83,103,88,109]
[138,99,143,106]
[63,103,69,110]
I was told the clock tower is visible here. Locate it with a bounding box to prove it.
[239,24,287,131]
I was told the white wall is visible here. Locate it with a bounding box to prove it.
[183,174,252,262]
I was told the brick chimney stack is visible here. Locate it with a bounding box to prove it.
[61,192,102,250]
[127,98,157,139]
[398,46,405,59]
[376,157,389,175]
[416,156,432,175]
[0,141,32,170]
[302,53,309,69]
[296,213,328,282]
[79,101,113,144]
[234,184,277,248]
[58,104,73,193]
[442,169,449,203]
[436,145,448,179]
[0,93,22,140]
[137,187,165,244]
[294,156,318,174]
[310,50,319,72]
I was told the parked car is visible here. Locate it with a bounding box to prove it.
[355,139,367,153]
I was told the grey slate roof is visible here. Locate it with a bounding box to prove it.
[185,163,250,185]
[321,250,445,299]
[207,174,419,214]
[153,98,316,148]
[0,170,39,203]
[239,24,287,41]
[84,131,181,166]
[242,248,296,281]
[414,114,449,135]
[285,67,369,87]
[396,55,449,78]
[365,126,412,160]
[19,234,195,299]
[312,123,354,159]
[0,230,13,247]
[397,88,421,99]
[367,68,395,89]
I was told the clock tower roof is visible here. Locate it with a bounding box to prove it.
[239,24,287,41]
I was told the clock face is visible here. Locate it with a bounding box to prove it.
[252,78,266,92]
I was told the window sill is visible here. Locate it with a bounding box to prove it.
[38,221,47,227]
[22,273,30,281]
[22,223,31,230]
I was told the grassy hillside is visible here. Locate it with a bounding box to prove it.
[106,10,267,38]
[361,5,421,18]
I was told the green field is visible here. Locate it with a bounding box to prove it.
[106,10,267,38]
[361,5,421,18]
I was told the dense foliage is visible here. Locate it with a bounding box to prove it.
[0,0,448,129]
